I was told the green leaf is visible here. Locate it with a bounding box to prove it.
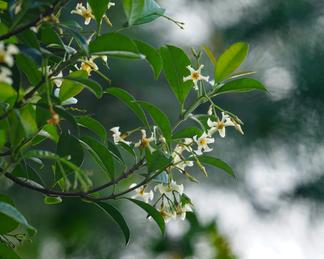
[216,78,267,95]
[80,136,114,179]
[62,70,103,99]
[0,83,16,105]
[134,39,162,78]
[0,195,19,234]
[0,201,36,234]
[138,101,172,143]
[96,202,130,245]
[107,140,125,163]
[215,42,249,82]
[44,196,62,205]
[160,45,192,104]
[57,131,84,166]
[127,198,165,234]
[122,0,165,26]
[0,243,20,259]
[16,104,38,138]
[145,149,172,173]
[88,0,110,23]
[59,80,83,102]
[198,155,234,177]
[89,33,143,59]
[203,45,217,66]
[0,129,5,150]
[15,53,42,85]
[105,87,148,127]
[173,127,203,139]
[76,116,107,141]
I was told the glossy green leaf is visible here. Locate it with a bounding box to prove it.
[0,201,36,234]
[88,0,110,23]
[0,243,20,259]
[160,45,192,104]
[134,39,162,78]
[16,104,38,138]
[122,0,165,26]
[105,87,148,127]
[215,42,249,82]
[80,136,114,179]
[76,116,107,141]
[15,53,42,85]
[0,195,19,234]
[44,196,62,205]
[96,202,130,244]
[107,140,125,163]
[216,78,267,95]
[127,198,165,234]
[57,131,84,166]
[89,33,143,59]
[0,83,16,104]
[145,149,172,173]
[173,127,203,139]
[203,45,217,66]
[198,155,234,177]
[138,101,172,143]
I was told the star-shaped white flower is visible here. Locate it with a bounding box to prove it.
[71,3,95,25]
[52,71,63,88]
[129,183,154,203]
[0,67,13,84]
[134,129,155,151]
[110,127,131,145]
[172,144,194,172]
[154,180,184,198]
[0,43,19,67]
[75,57,98,76]
[183,65,209,90]
[158,204,176,223]
[175,203,193,220]
[207,112,235,138]
[193,132,214,155]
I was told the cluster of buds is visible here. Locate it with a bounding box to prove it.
[0,43,19,85]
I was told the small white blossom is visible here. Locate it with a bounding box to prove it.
[158,204,176,223]
[134,129,155,150]
[71,3,95,25]
[52,71,63,88]
[129,183,154,203]
[108,2,115,9]
[54,88,78,105]
[207,112,235,138]
[175,203,193,220]
[172,144,194,172]
[193,132,214,155]
[110,127,131,145]
[0,43,19,67]
[207,105,213,116]
[183,65,209,90]
[154,180,184,197]
[75,57,98,75]
[0,67,13,84]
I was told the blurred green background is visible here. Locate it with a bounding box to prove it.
[3,0,324,258]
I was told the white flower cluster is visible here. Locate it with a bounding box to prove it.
[129,180,192,223]
[0,43,19,85]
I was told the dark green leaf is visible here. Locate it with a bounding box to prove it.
[198,155,234,177]
[138,101,172,143]
[215,42,249,82]
[76,116,107,141]
[96,202,130,245]
[145,149,172,173]
[88,0,110,23]
[15,53,42,85]
[160,45,192,104]
[0,195,19,234]
[80,136,114,179]
[127,198,165,234]
[134,39,162,78]
[44,196,62,205]
[89,33,143,59]
[173,127,202,139]
[0,243,20,259]
[216,78,267,95]
[105,87,148,127]
[57,131,84,166]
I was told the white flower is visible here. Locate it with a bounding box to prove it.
[154,180,184,197]
[172,144,194,172]
[193,132,214,155]
[0,43,19,67]
[158,204,177,223]
[207,112,235,138]
[0,67,13,84]
[175,203,193,220]
[110,127,131,145]
[52,71,63,88]
[183,65,209,90]
[207,105,213,116]
[134,129,155,150]
[71,3,95,25]
[75,57,98,75]
[129,183,154,203]
[54,88,78,105]
[108,2,115,9]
